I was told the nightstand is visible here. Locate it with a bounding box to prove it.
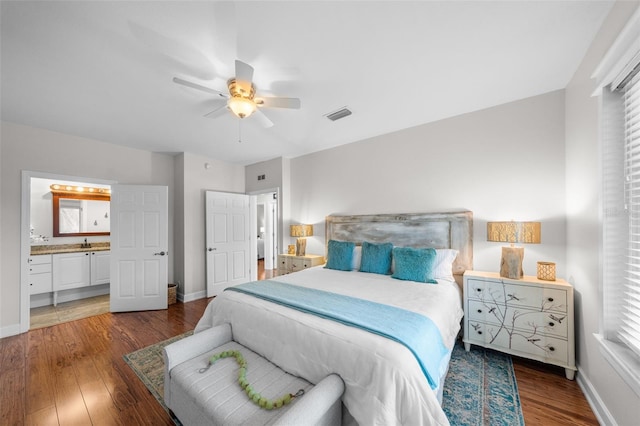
[463,270,576,380]
[277,254,325,275]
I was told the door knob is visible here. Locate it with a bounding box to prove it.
[208,248,217,252]
[154,251,167,256]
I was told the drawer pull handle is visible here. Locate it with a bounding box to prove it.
[549,322,555,327]
[476,288,482,292]
[477,309,482,314]
[549,346,555,352]
[477,331,482,335]
[548,297,554,302]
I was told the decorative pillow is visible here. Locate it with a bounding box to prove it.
[325,240,355,271]
[359,241,393,275]
[433,249,459,281]
[391,247,438,283]
[351,245,362,271]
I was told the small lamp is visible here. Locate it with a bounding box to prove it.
[487,221,541,279]
[290,224,313,256]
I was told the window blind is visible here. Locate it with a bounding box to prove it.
[621,71,640,357]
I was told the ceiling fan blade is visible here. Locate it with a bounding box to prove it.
[251,109,274,128]
[129,21,214,80]
[255,97,301,109]
[203,100,228,119]
[173,77,226,97]
[235,59,254,91]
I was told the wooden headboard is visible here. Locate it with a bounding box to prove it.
[325,211,473,287]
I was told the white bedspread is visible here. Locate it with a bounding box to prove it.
[195,267,463,425]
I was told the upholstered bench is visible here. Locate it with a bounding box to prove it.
[163,324,344,425]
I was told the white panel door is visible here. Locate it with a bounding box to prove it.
[110,185,168,312]
[206,191,251,297]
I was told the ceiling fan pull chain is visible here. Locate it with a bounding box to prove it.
[238,119,242,143]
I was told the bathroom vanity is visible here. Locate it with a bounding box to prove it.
[29,243,110,306]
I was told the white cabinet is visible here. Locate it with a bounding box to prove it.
[50,250,111,305]
[90,251,111,285]
[53,252,91,291]
[277,254,325,275]
[29,255,52,295]
[463,270,576,380]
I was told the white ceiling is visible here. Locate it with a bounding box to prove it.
[1,1,613,165]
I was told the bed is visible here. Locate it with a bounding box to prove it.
[194,211,472,425]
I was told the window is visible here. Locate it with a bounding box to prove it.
[599,16,640,394]
[620,71,640,356]
[601,69,640,396]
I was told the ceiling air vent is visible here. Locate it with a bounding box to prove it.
[325,107,352,122]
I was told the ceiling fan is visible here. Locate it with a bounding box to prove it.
[173,60,301,128]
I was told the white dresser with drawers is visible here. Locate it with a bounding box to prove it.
[463,270,576,379]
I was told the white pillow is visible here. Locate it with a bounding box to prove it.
[351,246,362,270]
[433,249,459,281]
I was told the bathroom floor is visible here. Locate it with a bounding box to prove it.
[30,294,110,329]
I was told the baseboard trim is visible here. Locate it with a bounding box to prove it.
[180,290,206,303]
[576,364,616,426]
[0,323,22,339]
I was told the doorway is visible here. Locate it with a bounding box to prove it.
[21,171,114,332]
[255,191,278,280]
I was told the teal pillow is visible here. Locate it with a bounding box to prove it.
[325,240,355,271]
[359,241,393,275]
[392,247,438,283]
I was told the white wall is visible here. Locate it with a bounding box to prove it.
[289,90,567,279]
[565,2,640,425]
[175,152,245,301]
[0,121,175,335]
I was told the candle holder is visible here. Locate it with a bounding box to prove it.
[537,261,556,281]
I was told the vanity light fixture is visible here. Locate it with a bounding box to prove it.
[50,184,111,195]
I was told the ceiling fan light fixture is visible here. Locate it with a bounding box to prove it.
[228,96,256,119]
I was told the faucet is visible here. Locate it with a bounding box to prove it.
[81,238,91,249]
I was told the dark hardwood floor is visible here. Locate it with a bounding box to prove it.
[1,263,598,425]
[1,298,211,425]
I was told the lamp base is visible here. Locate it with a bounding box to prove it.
[295,238,307,256]
[500,246,524,279]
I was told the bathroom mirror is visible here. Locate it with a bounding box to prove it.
[52,190,110,237]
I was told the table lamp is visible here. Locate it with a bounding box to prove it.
[487,221,541,279]
[290,224,313,256]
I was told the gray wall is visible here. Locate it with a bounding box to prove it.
[565,2,640,424]
[0,122,244,334]
[0,122,175,333]
[175,152,245,301]
[289,90,567,278]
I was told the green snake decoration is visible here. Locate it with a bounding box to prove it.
[199,349,304,410]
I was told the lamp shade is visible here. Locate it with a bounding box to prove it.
[487,221,541,244]
[227,96,256,118]
[290,224,313,237]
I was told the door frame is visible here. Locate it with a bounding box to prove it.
[248,187,281,275]
[20,170,115,333]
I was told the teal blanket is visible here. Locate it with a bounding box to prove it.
[226,280,449,390]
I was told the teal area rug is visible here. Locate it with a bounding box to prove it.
[443,341,524,426]
[125,334,524,425]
